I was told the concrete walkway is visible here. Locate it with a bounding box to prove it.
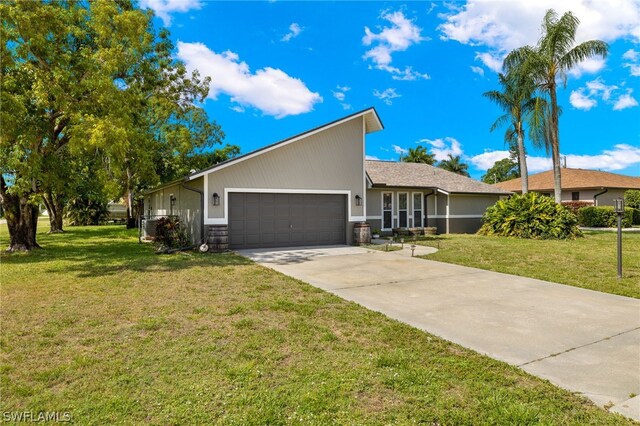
[239,245,640,420]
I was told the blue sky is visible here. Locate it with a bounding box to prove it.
[141,0,640,179]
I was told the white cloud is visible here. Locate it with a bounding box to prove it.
[439,0,640,76]
[623,49,639,61]
[613,90,639,110]
[373,88,401,105]
[470,145,640,172]
[468,150,553,173]
[565,144,640,170]
[567,57,606,78]
[382,65,430,81]
[419,137,464,161]
[475,52,503,73]
[176,42,322,119]
[392,145,408,155]
[470,65,484,77]
[468,150,511,170]
[281,23,303,42]
[139,0,202,26]
[332,85,352,110]
[585,79,618,101]
[627,64,640,76]
[569,78,637,111]
[570,90,597,110]
[366,155,381,160]
[623,48,640,77]
[363,11,430,80]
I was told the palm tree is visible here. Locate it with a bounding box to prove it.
[504,9,608,203]
[403,145,436,164]
[438,154,470,177]
[483,72,545,194]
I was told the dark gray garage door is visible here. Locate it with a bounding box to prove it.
[229,193,346,249]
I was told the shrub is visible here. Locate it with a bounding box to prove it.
[479,193,582,239]
[577,206,633,228]
[65,194,110,226]
[561,201,593,214]
[625,189,640,209]
[154,216,191,248]
[632,208,640,225]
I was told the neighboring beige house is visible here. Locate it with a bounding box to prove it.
[495,168,640,206]
[145,108,510,249]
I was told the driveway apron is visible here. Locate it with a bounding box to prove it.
[239,245,640,420]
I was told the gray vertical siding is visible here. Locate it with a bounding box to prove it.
[145,177,204,243]
[366,189,499,234]
[206,116,366,221]
[449,194,498,215]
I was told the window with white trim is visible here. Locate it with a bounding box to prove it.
[383,192,393,230]
[398,192,408,228]
[413,193,423,227]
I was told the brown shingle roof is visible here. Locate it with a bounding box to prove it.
[365,160,512,195]
[494,168,640,192]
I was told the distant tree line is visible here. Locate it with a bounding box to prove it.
[401,147,471,177]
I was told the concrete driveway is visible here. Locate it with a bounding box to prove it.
[239,245,640,420]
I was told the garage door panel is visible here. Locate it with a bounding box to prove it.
[229,192,346,249]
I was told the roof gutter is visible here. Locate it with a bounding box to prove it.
[593,188,608,207]
[180,181,205,244]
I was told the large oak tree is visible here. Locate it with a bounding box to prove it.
[1,0,223,250]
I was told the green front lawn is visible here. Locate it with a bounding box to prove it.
[414,232,640,299]
[0,225,633,424]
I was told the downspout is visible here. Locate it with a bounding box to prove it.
[593,188,608,207]
[181,181,205,244]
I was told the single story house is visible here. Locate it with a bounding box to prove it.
[494,168,640,205]
[144,108,510,249]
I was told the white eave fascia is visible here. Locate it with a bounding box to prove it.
[436,188,450,195]
[187,108,382,181]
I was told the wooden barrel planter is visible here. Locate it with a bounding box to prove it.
[207,225,229,252]
[353,222,371,245]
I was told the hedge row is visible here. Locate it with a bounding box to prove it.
[577,206,635,228]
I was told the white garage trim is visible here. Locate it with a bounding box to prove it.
[204,188,358,225]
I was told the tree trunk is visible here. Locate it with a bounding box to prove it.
[125,167,136,229]
[516,123,528,194]
[42,191,65,233]
[549,85,562,204]
[0,177,40,251]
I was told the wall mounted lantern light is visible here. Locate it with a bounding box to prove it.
[355,195,362,206]
[212,192,220,206]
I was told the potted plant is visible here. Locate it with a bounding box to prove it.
[372,228,380,239]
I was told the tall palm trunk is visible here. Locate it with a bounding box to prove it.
[549,84,562,203]
[516,122,528,194]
